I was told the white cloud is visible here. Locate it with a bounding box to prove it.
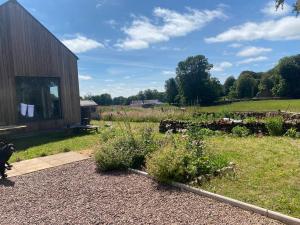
[237,56,268,65]
[211,61,233,72]
[237,46,272,57]
[62,35,104,53]
[79,75,93,80]
[261,1,292,17]
[116,7,226,50]
[105,79,114,82]
[205,16,300,43]
[229,43,243,48]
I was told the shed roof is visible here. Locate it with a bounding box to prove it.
[80,100,98,107]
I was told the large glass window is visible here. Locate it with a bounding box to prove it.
[16,77,62,121]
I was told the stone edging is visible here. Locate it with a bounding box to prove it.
[129,169,300,225]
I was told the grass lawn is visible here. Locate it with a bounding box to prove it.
[203,135,300,218]
[197,99,300,112]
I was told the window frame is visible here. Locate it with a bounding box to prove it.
[15,76,63,122]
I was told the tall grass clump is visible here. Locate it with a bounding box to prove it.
[265,116,284,136]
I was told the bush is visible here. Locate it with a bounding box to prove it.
[146,130,229,183]
[232,126,250,137]
[95,136,135,172]
[265,116,284,136]
[284,128,298,138]
[96,126,159,171]
[147,144,212,183]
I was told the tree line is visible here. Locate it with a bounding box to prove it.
[84,54,300,106]
[165,54,300,105]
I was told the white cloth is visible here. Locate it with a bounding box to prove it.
[27,105,35,118]
[20,103,28,117]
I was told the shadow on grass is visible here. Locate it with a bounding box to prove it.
[12,131,94,152]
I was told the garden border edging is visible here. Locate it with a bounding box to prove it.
[129,169,300,225]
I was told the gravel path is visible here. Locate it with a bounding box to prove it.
[0,160,281,225]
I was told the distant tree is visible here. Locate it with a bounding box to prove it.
[176,55,220,105]
[165,78,179,104]
[137,91,145,101]
[223,76,236,96]
[87,93,112,106]
[276,54,300,97]
[236,71,259,98]
[257,73,275,97]
[113,96,127,105]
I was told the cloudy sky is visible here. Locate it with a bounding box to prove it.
[2,0,300,97]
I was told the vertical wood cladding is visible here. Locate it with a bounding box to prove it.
[0,1,80,130]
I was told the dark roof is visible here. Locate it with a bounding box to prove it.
[80,100,98,107]
[0,0,78,60]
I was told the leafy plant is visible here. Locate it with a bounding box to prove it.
[284,128,298,138]
[232,126,250,137]
[265,116,284,136]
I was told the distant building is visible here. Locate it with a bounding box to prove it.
[130,100,163,107]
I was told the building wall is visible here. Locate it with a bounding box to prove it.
[0,1,80,131]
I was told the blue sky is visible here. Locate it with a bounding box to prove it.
[2,0,300,97]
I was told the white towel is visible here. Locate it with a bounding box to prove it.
[27,105,35,118]
[20,103,27,117]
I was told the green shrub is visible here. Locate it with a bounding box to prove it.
[147,144,212,183]
[265,116,284,136]
[95,126,159,171]
[284,128,298,138]
[95,136,135,172]
[146,131,229,183]
[232,126,250,137]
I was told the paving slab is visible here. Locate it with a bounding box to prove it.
[7,151,90,178]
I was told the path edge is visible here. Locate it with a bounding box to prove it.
[129,169,300,225]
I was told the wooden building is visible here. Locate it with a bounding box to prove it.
[0,0,80,131]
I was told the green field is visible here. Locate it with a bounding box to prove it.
[7,118,300,218]
[99,99,300,122]
[196,99,300,112]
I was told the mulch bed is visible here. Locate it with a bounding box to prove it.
[0,160,281,225]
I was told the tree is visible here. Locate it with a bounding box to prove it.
[236,71,259,98]
[165,78,179,104]
[257,73,275,97]
[175,55,220,105]
[276,55,300,97]
[224,76,236,96]
[276,0,300,15]
[113,96,127,105]
[87,93,112,106]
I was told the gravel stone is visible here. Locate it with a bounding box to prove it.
[0,160,282,225]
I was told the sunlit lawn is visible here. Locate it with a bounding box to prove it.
[203,135,300,218]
